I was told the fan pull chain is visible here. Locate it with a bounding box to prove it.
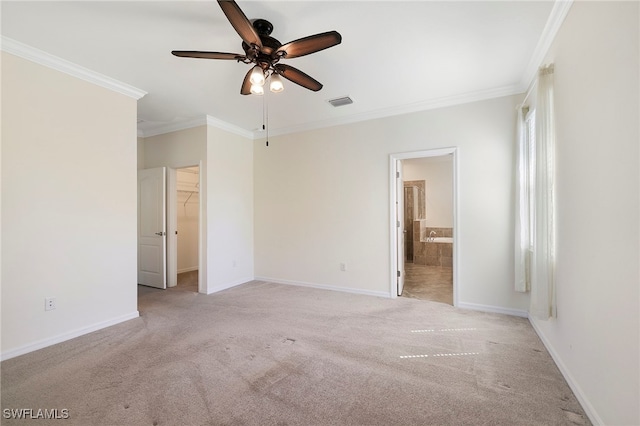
[262,91,266,146]
[264,85,269,147]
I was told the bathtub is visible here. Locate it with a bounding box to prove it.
[427,237,453,243]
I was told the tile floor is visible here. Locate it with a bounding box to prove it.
[402,262,453,305]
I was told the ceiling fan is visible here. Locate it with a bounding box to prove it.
[172,0,342,95]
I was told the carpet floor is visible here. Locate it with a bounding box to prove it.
[1,281,589,425]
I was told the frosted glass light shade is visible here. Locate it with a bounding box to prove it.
[270,73,284,93]
[249,66,265,86]
[250,83,264,95]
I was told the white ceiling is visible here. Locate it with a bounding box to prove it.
[1,1,561,138]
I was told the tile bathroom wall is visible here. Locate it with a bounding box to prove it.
[413,221,453,267]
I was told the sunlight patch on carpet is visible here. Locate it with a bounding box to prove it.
[410,328,477,333]
[400,352,480,359]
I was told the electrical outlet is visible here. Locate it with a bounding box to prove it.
[340,262,347,272]
[45,297,56,311]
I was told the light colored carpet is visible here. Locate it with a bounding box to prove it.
[1,281,589,425]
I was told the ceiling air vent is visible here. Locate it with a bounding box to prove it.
[327,96,353,107]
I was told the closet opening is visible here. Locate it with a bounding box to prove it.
[173,166,200,292]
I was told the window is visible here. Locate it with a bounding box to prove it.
[516,107,535,292]
[525,111,536,260]
[516,64,556,319]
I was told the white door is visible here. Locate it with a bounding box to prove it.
[138,167,167,289]
[396,160,405,296]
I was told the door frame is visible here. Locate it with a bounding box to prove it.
[396,159,405,296]
[389,147,459,305]
[166,162,204,293]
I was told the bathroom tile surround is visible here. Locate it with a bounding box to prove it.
[413,220,453,267]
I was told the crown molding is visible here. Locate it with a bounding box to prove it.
[519,0,573,90]
[1,36,147,100]
[139,117,207,138]
[206,115,254,139]
[138,115,254,139]
[258,83,522,139]
[142,83,521,141]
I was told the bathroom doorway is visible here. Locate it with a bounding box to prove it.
[174,166,200,292]
[390,148,458,305]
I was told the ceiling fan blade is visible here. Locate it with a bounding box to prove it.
[217,0,262,49]
[240,68,252,95]
[171,51,245,60]
[274,64,322,91]
[275,31,342,59]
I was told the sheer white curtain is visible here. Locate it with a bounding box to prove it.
[514,105,530,293]
[530,64,556,320]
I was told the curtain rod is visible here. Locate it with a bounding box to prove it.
[520,63,553,108]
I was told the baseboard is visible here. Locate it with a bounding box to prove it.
[529,317,603,426]
[254,276,392,299]
[177,266,198,274]
[457,301,529,318]
[1,311,140,361]
[206,277,254,295]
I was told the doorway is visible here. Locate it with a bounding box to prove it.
[390,148,458,305]
[138,163,204,295]
[174,166,200,292]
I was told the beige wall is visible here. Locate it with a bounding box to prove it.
[254,94,529,313]
[137,136,145,170]
[206,126,254,293]
[529,2,639,425]
[403,157,454,228]
[143,126,207,168]
[1,52,139,357]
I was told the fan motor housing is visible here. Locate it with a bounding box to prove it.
[252,19,273,36]
[242,19,282,57]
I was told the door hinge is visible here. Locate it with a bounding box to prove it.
[396,171,400,178]
[397,270,401,278]
[397,220,400,228]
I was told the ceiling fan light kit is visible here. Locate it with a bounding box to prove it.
[249,65,265,86]
[171,0,342,96]
[250,84,264,95]
[269,73,284,93]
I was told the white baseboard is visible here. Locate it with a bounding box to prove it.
[177,266,198,274]
[1,311,140,361]
[254,276,392,299]
[529,317,603,426]
[457,301,529,318]
[206,277,254,295]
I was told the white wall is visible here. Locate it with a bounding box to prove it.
[1,52,139,358]
[143,126,207,292]
[206,126,254,293]
[403,156,453,227]
[254,95,529,313]
[528,2,639,425]
[177,168,199,273]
